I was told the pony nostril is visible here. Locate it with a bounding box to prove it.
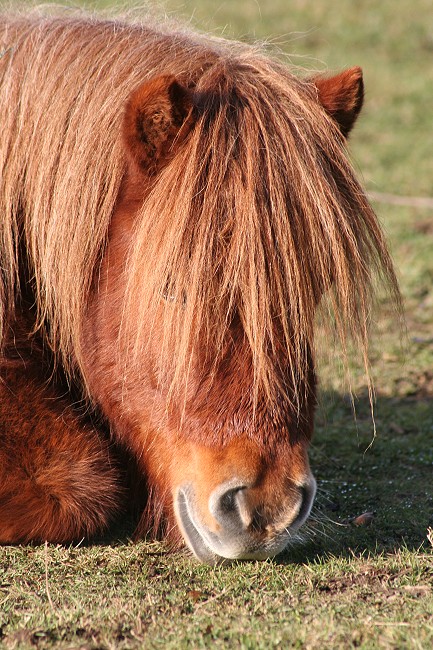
[291,478,316,530]
[209,481,250,528]
[209,476,316,534]
[219,488,238,514]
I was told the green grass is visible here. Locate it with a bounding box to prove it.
[1,544,432,648]
[1,1,433,648]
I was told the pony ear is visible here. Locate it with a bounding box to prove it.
[313,67,364,137]
[123,75,196,173]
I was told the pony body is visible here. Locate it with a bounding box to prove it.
[0,10,398,562]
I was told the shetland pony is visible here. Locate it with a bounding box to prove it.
[0,9,398,562]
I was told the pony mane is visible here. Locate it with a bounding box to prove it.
[0,8,399,411]
[123,59,399,411]
[0,7,218,361]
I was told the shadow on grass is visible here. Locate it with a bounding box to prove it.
[279,389,433,564]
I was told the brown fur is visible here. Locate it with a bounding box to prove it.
[0,8,399,556]
[0,335,121,543]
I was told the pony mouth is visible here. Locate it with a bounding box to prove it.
[174,482,315,564]
[175,486,223,564]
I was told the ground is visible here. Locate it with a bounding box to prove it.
[0,0,432,648]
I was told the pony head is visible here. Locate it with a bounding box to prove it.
[81,59,395,562]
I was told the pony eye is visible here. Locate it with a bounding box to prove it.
[161,281,186,305]
[162,289,176,302]
[161,278,176,302]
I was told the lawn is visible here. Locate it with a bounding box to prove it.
[1,1,432,648]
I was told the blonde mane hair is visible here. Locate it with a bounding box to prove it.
[0,8,399,410]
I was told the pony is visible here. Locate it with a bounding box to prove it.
[0,8,399,563]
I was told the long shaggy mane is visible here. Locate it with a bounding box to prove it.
[0,7,399,410]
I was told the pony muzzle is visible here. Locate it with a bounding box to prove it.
[174,476,316,564]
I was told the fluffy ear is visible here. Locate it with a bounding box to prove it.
[123,75,196,173]
[313,67,364,137]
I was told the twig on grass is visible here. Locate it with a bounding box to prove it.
[193,587,228,611]
[374,622,412,627]
[44,540,55,613]
[368,191,433,210]
[147,592,157,625]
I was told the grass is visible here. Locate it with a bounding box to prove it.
[1,1,433,648]
[1,544,432,648]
